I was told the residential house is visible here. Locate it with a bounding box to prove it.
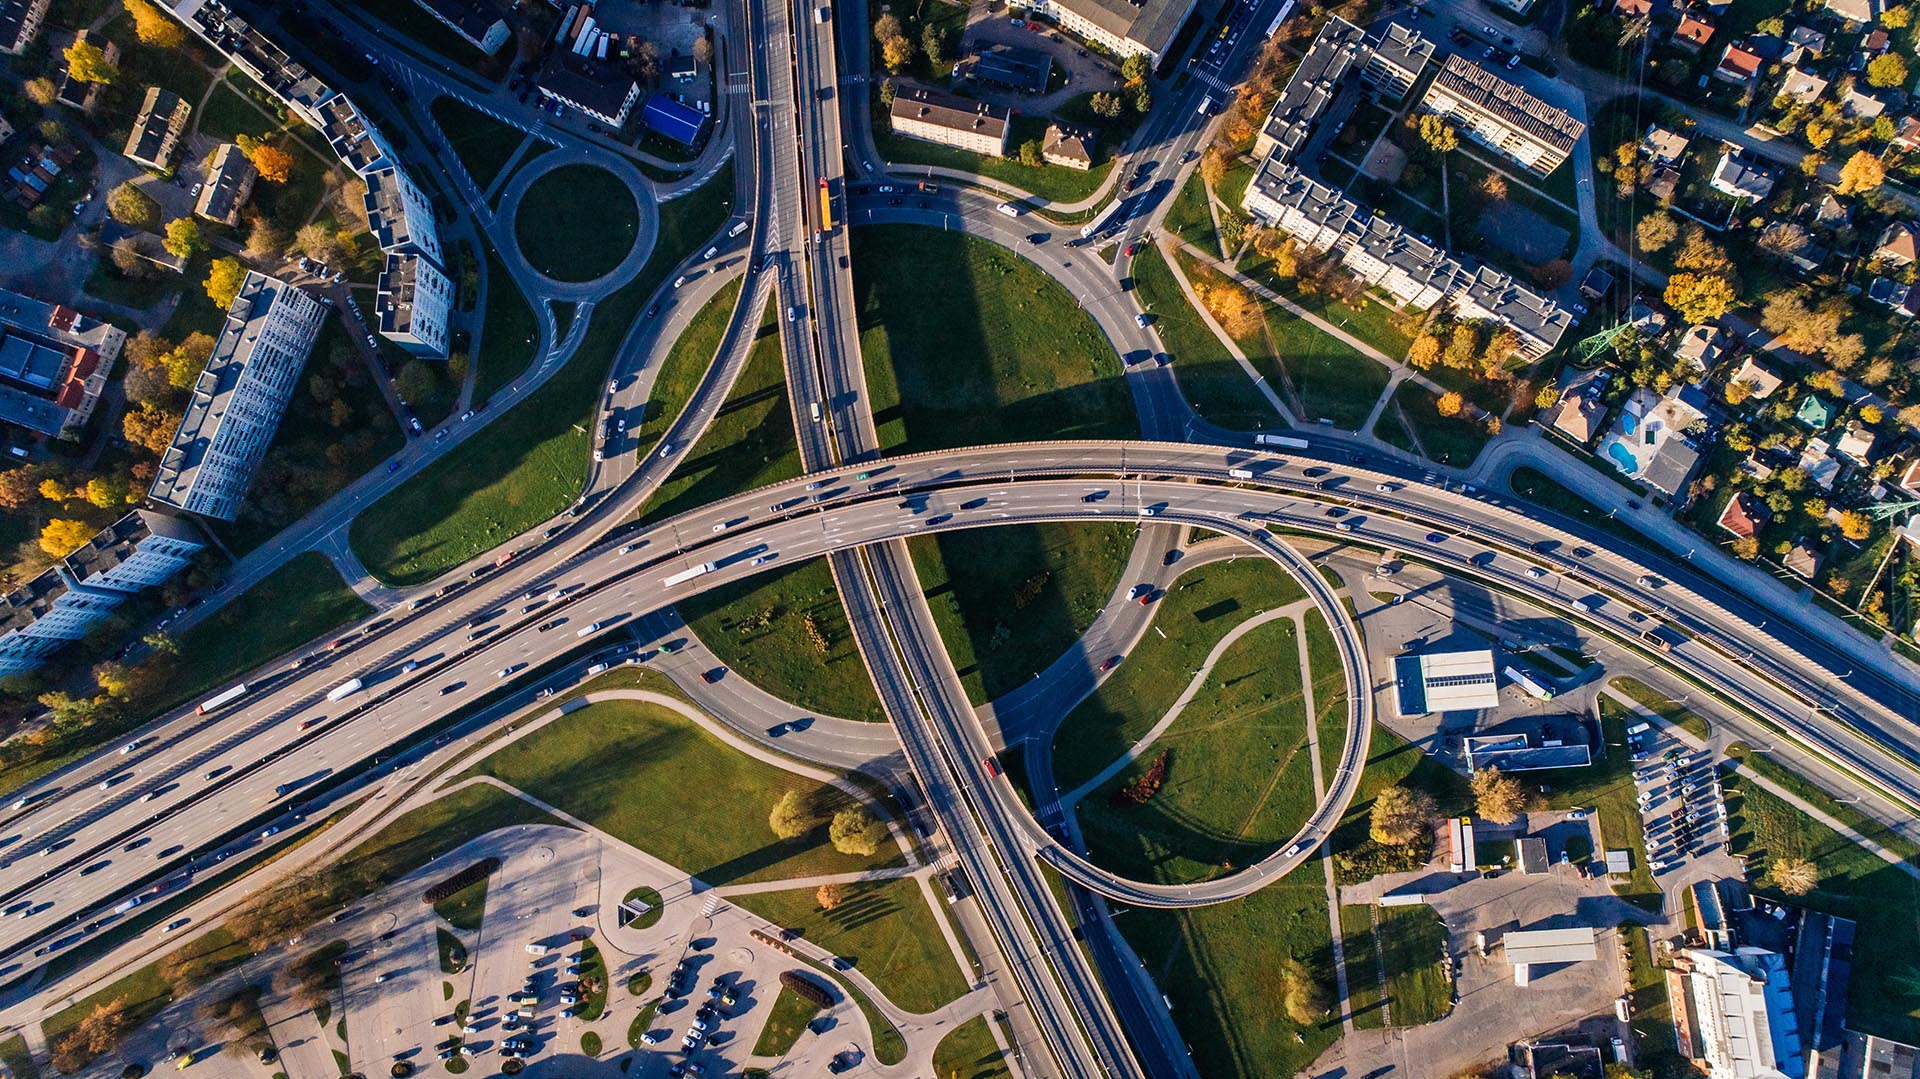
[1714,43,1764,85]
[1798,394,1835,429]
[1647,167,1682,201]
[1783,25,1826,65]
[1710,152,1775,201]
[1862,27,1891,52]
[1813,191,1851,227]
[54,29,116,113]
[1674,324,1724,369]
[1876,221,1919,265]
[1643,124,1691,165]
[1778,68,1830,104]
[1546,393,1604,444]
[1742,452,1776,482]
[193,143,256,227]
[1837,420,1879,464]
[1800,436,1843,489]
[1843,87,1887,119]
[1762,221,1827,273]
[1785,540,1824,578]
[1675,9,1716,51]
[1823,0,1877,23]
[1868,276,1920,316]
[1730,356,1783,400]
[1612,0,1652,16]
[1580,266,1614,299]
[1041,123,1097,170]
[123,87,191,171]
[1894,116,1920,152]
[1600,385,1707,501]
[1718,491,1770,538]
[1417,55,1584,175]
[888,84,1011,157]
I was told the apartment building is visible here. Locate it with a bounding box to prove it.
[0,510,206,677]
[124,87,192,170]
[1252,17,1433,162]
[0,0,49,55]
[407,0,510,54]
[888,84,1011,157]
[364,164,444,267]
[0,289,125,438]
[1023,0,1201,62]
[318,93,399,176]
[1418,54,1584,175]
[1242,159,1571,356]
[148,273,328,521]
[375,252,454,360]
[178,0,332,127]
[194,142,257,226]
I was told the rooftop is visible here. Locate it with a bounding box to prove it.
[1259,17,1367,162]
[1394,648,1500,715]
[194,143,255,224]
[124,86,188,166]
[1046,0,1200,56]
[1504,927,1600,965]
[956,46,1052,92]
[1429,54,1585,157]
[889,84,1011,140]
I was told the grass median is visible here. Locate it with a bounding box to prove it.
[431,96,529,191]
[515,164,642,284]
[932,1016,1012,1079]
[350,164,734,585]
[732,877,970,1014]
[474,246,540,403]
[461,696,899,885]
[630,277,745,462]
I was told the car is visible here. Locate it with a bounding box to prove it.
[1375,482,1394,492]
[1425,532,1445,544]
[1525,566,1548,579]
[261,825,281,839]
[673,275,689,288]
[703,246,718,259]
[1567,808,1588,820]
[641,1031,664,1046]
[578,621,605,637]
[659,442,677,457]
[1098,656,1120,672]
[702,667,725,684]
[1506,52,1522,68]
[1126,240,1144,256]
[1135,312,1151,328]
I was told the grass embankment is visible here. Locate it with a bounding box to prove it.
[629,277,744,461]
[1509,466,1656,556]
[462,697,899,885]
[909,523,1134,706]
[1609,676,1710,741]
[641,297,798,520]
[514,164,641,283]
[1339,905,1386,1028]
[1304,610,1350,781]
[852,225,1136,454]
[1378,382,1490,467]
[577,939,609,1020]
[1164,172,1218,251]
[1076,617,1317,885]
[473,247,539,403]
[1052,559,1306,791]
[1328,725,1472,884]
[1723,767,1920,1040]
[430,96,529,191]
[1374,904,1452,1026]
[751,987,821,1056]
[679,558,885,722]
[432,877,488,933]
[733,878,970,1014]
[350,164,733,585]
[42,927,252,1065]
[1132,243,1272,430]
[932,1016,1012,1079]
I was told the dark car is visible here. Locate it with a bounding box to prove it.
[702,667,726,684]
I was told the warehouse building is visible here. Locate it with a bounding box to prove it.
[1393,648,1501,715]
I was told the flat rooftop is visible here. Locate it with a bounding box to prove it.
[1504,927,1600,965]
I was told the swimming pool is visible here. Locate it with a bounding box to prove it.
[1620,412,1639,436]
[1607,441,1640,474]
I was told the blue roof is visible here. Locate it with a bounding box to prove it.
[644,94,705,146]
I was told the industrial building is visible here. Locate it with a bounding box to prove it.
[1676,948,1806,1079]
[1465,732,1592,771]
[148,273,328,522]
[542,65,643,128]
[0,511,205,676]
[1502,927,1599,985]
[888,84,1012,157]
[643,93,707,147]
[1393,648,1501,715]
[375,252,454,360]
[0,289,124,439]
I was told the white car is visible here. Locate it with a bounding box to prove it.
[577,622,604,637]
[703,246,718,259]
[1525,567,1547,579]
[673,275,689,289]
[659,442,676,457]
[641,1032,663,1046]
[163,918,190,933]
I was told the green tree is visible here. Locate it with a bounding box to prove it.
[1470,767,1526,824]
[920,22,945,64]
[395,360,437,403]
[124,0,184,47]
[768,790,813,839]
[204,258,246,309]
[1368,785,1436,846]
[106,183,159,230]
[828,805,886,856]
[63,38,119,84]
[1417,114,1458,153]
[1019,138,1043,166]
[1090,91,1123,119]
[162,217,204,259]
[1120,54,1150,87]
[1868,52,1908,89]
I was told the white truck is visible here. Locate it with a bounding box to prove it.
[196,683,249,715]
[324,678,363,702]
[661,562,718,587]
[1254,433,1310,449]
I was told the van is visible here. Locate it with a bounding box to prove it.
[816,4,829,20]
[1228,468,1253,479]
[728,220,749,237]
[996,202,1021,218]
[526,943,548,956]
[809,402,821,422]
[587,662,610,675]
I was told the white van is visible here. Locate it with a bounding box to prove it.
[525,943,549,956]
[996,203,1021,218]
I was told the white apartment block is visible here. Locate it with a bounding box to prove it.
[364,165,444,267]
[0,0,50,55]
[1419,54,1585,175]
[1024,0,1197,62]
[889,84,1011,157]
[376,252,455,360]
[148,273,328,522]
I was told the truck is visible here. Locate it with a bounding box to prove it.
[196,683,249,715]
[1571,593,1605,614]
[1502,664,1556,701]
[325,678,363,702]
[817,178,836,234]
[1254,433,1310,449]
[1640,626,1672,652]
[1080,198,1127,240]
[661,562,717,587]
[1228,468,1254,479]
[494,550,516,569]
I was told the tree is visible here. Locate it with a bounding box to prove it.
[881,33,914,72]
[1417,114,1458,153]
[1770,856,1817,895]
[1369,785,1436,845]
[921,22,945,64]
[1470,767,1526,824]
[1731,535,1760,560]
[143,630,178,655]
[162,217,204,259]
[205,258,245,309]
[63,38,119,84]
[83,476,129,509]
[244,218,288,261]
[1839,510,1872,541]
[1132,86,1152,114]
[50,998,133,1074]
[123,403,182,454]
[692,35,714,66]
[1436,391,1464,417]
[1886,3,1913,24]
[815,882,847,910]
[1121,54,1150,88]
[24,76,58,106]
[125,0,184,47]
[1199,146,1229,187]
[1837,151,1886,195]
[1278,957,1330,1024]
[110,237,150,277]
[1868,52,1908,88]
[828,805,886,856]
[162,333,215,390]
[768,790,813,839]
[396,360,437,404]
[107,183,158,230]
[0,469,35,511]
[1018,138,1043,167]
[873,13,902,42]
[1803,119,1835,149]
[295,222,344,265]
[1407,335,1440,369]
[1090,91,1123,119]
[39,519,93,557]
[1664,272,1735,323]
[250,144,294,184]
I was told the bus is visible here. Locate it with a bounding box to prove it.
[817,178,835,234]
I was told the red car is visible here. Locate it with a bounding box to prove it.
[983,756,1001,777]
[1125,241,1144,257]
[1099,656,1120,672]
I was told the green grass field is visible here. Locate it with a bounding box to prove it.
[1374,904,1452,1025]
[1165,172,1218,251]
[1508,467,1657,556]
[1075,617,1316,885]
[463,697,898,885]
[1608,676,1710,741]
[1723,769,1920,1040]
[1328,724,1471,885]
[1119,880,1341,1079]
[733,878,971,1014]
[1339,905,1386,1028]
[751,987,821,1056]
[350,165,734,585]
[430,97,528,191]
[870,114,1114,204]
[1133,244,1275,429]
[1052,559,1307,792]
[1303,610,1350,781]
[931,1016,1011,1079]
[909,522,1134,706]
[0,1034,35,1079]
[42,928,251,1064]
[642,297,798,520]
[1540,705,1661,909]
[1383,382,1490,467]
[631,277,744,461]
[474,247,539,403]
[514,165,641,283]
[678,557,885,722]
[852,225,1136,454]
[432,877,488,933]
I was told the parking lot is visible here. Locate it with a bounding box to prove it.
[1632,736,1728,875]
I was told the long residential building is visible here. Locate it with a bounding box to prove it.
[1024,0,1199,61]
[0,510,205,676]
[0,289,124,438]
[364,164,444,268]
[1243,158,1570,355]
[1418,54,1585,175]
[1254,17,1434,162]
[375,252,454,359]
[148,273,328,521]
[888,83,1011,157]
[0,0,48,55]
[318,93,398,175]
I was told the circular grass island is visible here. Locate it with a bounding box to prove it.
[513,164,640,283]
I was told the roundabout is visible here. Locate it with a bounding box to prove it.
[496,154,661,298]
